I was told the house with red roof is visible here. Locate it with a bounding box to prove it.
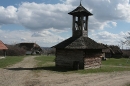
[0,40,8,57]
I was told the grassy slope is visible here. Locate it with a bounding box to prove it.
[35,55,130,73]
[0,56,25,68]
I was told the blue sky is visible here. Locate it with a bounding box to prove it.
[0,0,130,49]
[0,0,60,6]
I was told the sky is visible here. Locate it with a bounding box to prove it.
[0,0,130,49]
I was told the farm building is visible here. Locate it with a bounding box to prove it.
[0,40,8,57]
[102,45,113,59]
[52,3,105,69]
[16,43,42,55]
[122,49,130,58]
[102,45,123,58]
[109,45,123,58]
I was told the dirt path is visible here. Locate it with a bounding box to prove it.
[0,56,37,86]
[0,56,130,86]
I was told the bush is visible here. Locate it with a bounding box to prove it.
[6,45,26,56]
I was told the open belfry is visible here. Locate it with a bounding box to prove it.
[52,2,105,69]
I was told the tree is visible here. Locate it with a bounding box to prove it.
[120,40,126,50]
[120,32,130,49]
[125,32,130,46]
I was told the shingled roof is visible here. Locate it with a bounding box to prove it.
[53,36,105,49]
[16,43,42,51]
[109,45,123,54]
[68,3,93,16]
[0,41,8,50]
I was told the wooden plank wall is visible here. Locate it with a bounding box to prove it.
[55,49,84,68]
[84,53,102,69]
[56,49,102,69]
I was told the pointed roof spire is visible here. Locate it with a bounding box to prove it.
[80,0,82,6]
[68,0,93,16]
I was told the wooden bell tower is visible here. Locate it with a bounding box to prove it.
[53,1,105,70]
[68,2,93,37]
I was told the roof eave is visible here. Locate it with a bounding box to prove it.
[68,12,93,16]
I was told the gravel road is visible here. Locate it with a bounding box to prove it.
[0,56,130,86]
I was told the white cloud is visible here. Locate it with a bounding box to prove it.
[0,0,130,48]
[48,28,68,33]
[17,2,73,30]
[111,22,117,27]
[0,6,18,25]
[21,38,26,41]
[0,29,64,47]
[89,17,109,30]
[117,2,130,22]
[107,0,111,3]
[90,31,129,48]
[0,0,130,31]
[32,31,52,37]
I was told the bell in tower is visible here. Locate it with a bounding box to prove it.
[68,2,93,37]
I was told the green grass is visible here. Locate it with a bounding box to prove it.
[1,55,129,73]
[79,58,130,73]
[0,56,25,68]
[35,55,55,67]
[102,58,130,66]
[35,56,130,73]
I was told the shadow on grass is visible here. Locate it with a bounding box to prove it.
[5,66,74,72]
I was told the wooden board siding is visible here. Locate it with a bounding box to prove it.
[56,49,84,68]
[84,53,102,69]
[105,53,112,58]
[56,49,102,69]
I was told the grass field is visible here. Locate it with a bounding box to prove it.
[35,55,55,67]
[0,56,25,68]
[102,58,130,66]
[1,55,130,73]
[35,55,130,73]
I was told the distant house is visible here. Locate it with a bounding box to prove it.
[52,3,105,70]
[122,49,130,57]
[102,45,122,58]
[102,45,112,59]
[0,40,8,57]
[109,45,123,58]
[16,43,42,55]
